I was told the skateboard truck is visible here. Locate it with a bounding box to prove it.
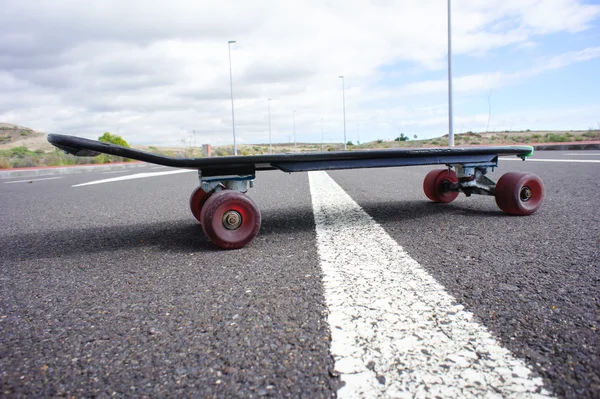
[451,162,497,197]
[198,172,255,194]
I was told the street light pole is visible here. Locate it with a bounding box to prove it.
[293,110,296,151]
[228,40,237,155]
[339,76,347,150]
[321,118,324,152]
[447,1,454,147]
[268,98,272,154]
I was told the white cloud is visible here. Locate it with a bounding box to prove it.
[0,0,599,144]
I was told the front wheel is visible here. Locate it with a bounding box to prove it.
[189,186,211,223]
[200,190,261,249]
[423,169,459,203]
[495,172,544,216]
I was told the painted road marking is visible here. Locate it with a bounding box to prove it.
[150,166,168,170]
[73,169,194,187]
[501,157,600,163]
[102,170,131,174]
[4,177,64,184]
[560,152,600,156]
[308,171,553,398]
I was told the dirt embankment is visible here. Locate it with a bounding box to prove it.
[0,123,54,152]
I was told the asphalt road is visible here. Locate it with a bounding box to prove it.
[1,151,598,398]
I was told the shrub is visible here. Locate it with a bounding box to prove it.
[10,146,35,158]
[0,158,9,169]
[11,156,39,168]
[547,133,569,142]
[98,132,130,147]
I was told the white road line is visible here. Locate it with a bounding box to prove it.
[4,177,64,184]
[560,152,600,156]
[150,166,168,169]
[308,171,553,399]
[72,169,194,187]
[102,170,131,174]
[501,157,600,163]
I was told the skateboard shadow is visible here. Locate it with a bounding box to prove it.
[1,201,501,261]
[0,221,218,262]
[259,200,500,237]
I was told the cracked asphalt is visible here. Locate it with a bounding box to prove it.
[1,150,599,398]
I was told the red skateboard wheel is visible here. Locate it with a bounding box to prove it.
[200,190,261,249]
[189,186,211,223]
[495,172,544,215]
[423,169,459,203]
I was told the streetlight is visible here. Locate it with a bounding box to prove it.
[321,118,324,152]
[268,98,272,154]
[339,76,347,150]
[447,1,454,147]
[228,40,237,155]
[293,110,296,151]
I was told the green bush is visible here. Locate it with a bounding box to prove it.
[98,132,130,147]
[11,156,39,168]
[547,133,569,142]
[9,146,36,158]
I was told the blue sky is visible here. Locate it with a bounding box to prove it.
[0,0,599,146]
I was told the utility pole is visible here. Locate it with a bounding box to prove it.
[268,98,272,154]
[321,118,324,152]
[228,40,237,155]
[447,1,454,147]
[339,76,347,150]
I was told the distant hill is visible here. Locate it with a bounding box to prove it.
[0,123,53,152]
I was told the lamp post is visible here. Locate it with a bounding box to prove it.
[339,76,347,150]
[447,1,454,147]
[293,110,296,151]
[268,98,272,154]
[228,40,237,155]
[321,118,324,152]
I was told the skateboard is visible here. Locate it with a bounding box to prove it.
[48,134,545,249]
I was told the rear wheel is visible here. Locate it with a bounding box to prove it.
[200,190,261,249]
[189,187,211,223]
[495,172,544,215]
[423,169,459,203]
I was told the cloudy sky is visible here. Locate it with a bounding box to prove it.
[1,0,599,146]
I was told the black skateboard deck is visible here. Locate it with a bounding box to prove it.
[48,134,533,176]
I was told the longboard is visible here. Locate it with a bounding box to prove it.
[48,134,544,249]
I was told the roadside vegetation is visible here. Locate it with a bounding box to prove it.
[1,128,599,169]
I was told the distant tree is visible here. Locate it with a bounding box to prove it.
[98,132,130,148]
[394,133,409,142]
[346,141,354,146]
[413,134,417,140]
